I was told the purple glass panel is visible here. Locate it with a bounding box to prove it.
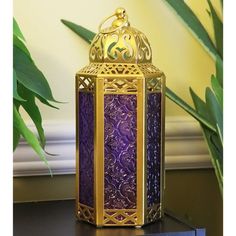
[146,93,162,207]
[104,95,137,209]
[78,92,94,207]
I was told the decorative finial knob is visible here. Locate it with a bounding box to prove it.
[115,7,126,19]
[112,8,127,28]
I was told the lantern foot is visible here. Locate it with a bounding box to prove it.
[96,226,103,228]
[135,225,142,229]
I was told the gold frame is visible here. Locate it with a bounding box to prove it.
[76,63,165,227]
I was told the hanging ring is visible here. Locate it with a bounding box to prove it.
[98,8,129,34]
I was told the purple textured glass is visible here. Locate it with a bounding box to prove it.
[78,92,94,207]
[104,95,137,209]
[146,93,162,207]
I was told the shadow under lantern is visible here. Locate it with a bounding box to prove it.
[76,8,166,227]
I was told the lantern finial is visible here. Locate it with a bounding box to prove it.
[115,7,126,19]
[112,8,128,28]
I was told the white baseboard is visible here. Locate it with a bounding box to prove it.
[13,117,212,177]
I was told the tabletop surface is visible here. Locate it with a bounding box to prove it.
[14,200,205,236]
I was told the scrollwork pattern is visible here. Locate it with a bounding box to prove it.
[104,94,137,209]
[79,92,94,207]
[146,93,162,207]
[89,33,105,62]
[89,26,152,63]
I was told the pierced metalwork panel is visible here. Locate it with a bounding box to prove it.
[78,203,95,224]
[104,209,137,225]
[104,78,138,93]
[89,27,152,63]
[100,63,141,75]
[78,63,102,75]
[138,64,163,77]
[77,76,95,92]
[78,92,94,207]
[146,93,162,207]
[147,77,162,92]
[104,95,137,210]
[146,204,161,223]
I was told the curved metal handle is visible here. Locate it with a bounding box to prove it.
[98,8,129,34]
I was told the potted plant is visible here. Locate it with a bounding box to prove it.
[13,19,59,174]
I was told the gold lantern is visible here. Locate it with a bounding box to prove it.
[75,8,166,227]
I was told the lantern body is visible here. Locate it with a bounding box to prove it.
[76,9,165,227]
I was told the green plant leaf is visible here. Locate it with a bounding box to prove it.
[166,87,216,133]
[211,75,223,109]
[206,9,211,17]
[13,35,31,59]
[61,19,95,44]
[13,45,58,103]
[13,127,20,151]
[190,88,223,195]
[207,0,223,58]
[13,69,25,101]
[13,104,51,175]
[164,0,220,60]
[205,87,223,144]
[36,94,59,109]
[18,83,46,148]
[189,87,213,123]
[216,55,223,87]
[13,18,25,41]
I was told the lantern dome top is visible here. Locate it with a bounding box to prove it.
[89,8,152,64]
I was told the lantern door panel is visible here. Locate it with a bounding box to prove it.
[101,76,142,226]
[146,92,161,207]
[76,76,95,224]
[79,92,94,207]
[145,76,165,224]
[104,94,137,210]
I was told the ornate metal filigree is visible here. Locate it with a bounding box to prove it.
[146,204,161,223]
[100,63,141,75]
[78,63,103,76]
[77,76,95,92]
[78,203,95,224]
[104,209,137,225]
[146,77,162,92]
[104,78,138,93]
[89,26,152,64]
[138,63,163,77]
